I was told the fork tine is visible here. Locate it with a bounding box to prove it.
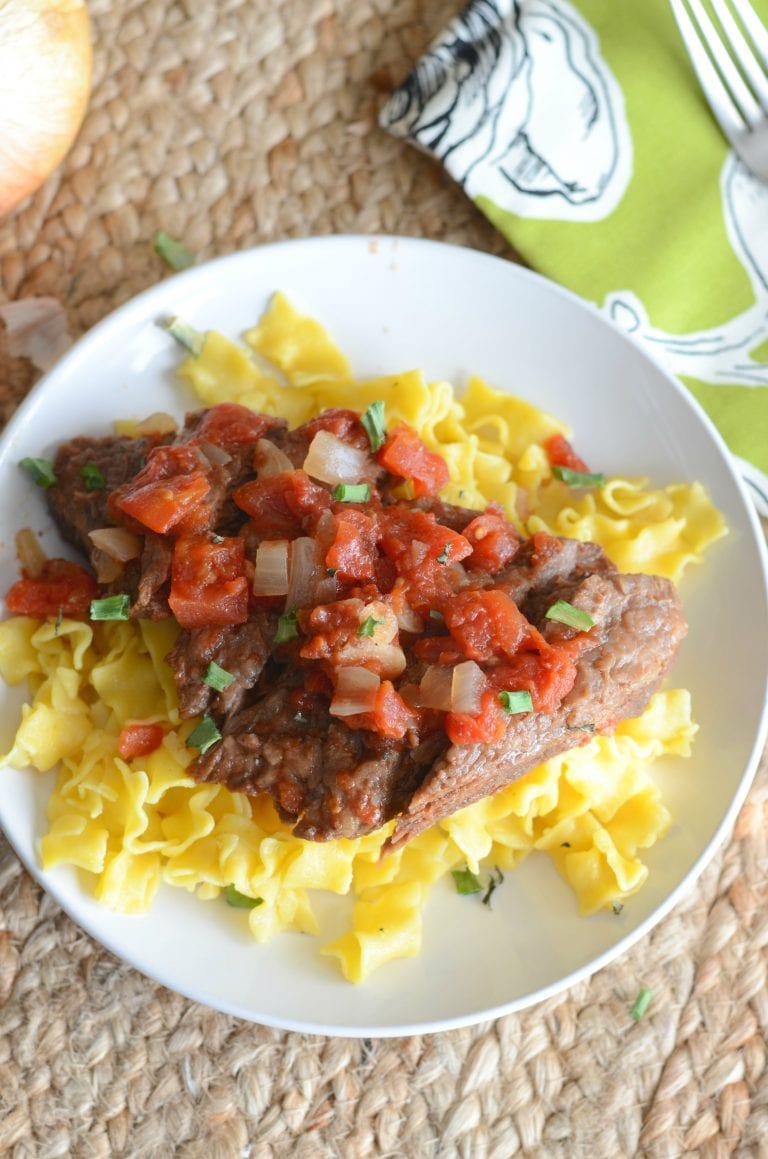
[711,0,768,110]
[670,0,751,139]
[731,0,768,71]
[686,0,764,126]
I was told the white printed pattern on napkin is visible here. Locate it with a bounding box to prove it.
[381,0,768,510]
[380,0,632,222]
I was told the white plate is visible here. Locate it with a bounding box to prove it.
[1,236,766,1037]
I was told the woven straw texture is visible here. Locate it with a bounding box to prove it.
[1,2,767,1155]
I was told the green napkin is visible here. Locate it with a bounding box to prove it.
[381,0,768,512]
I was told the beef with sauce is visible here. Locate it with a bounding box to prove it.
[33,401,688,848]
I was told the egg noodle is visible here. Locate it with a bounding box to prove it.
[0,294,726,982]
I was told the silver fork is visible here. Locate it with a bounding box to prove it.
[670,0,768,181]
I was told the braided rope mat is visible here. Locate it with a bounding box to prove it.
[1,2,766,1154]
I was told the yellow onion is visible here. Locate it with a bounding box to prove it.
[0,0,92,216]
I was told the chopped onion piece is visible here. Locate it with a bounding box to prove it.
[330,666,381,716]
[394,598,423,634]
[199,439,231,466]
[0,298,72,372]
[287,536,324,609]
[416,664,454,711]
[451,660,486,714]
[253,540,290,596]
[135,412,178,437]
[303,430,371,485]
[91,550,124,585]
[88,527,142,562]
[254,438,293,478]
[15,528,46,578]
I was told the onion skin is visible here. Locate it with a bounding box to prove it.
[0,0,93,216]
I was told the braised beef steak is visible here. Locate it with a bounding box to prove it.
[192,537,686,844]
[388,569,686,848]
[40,405,689,849]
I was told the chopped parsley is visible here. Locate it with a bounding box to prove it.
[202,661,235,692]
[224,884,264,910]
[80,463,106,491]
[162,316,205,356]
[274,609,299,643]
[451,866,483,895]
[552,465,606,489]
[452,865,505,907]
[482,866,504,908]
[186,716,222,755]
[436,544,451,565]
[630,987,653,1021]
[361,399,387,452]
[545,600,595,632]
[90,594,130,621]
[153,230,195,271]
[428,610,444,622]
[20,457,57,489]
[332,483,370,503]
[357,616,383,638]
[498,689,534,715]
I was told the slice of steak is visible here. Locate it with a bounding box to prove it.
[46,434,158,561]
[167,610,278,719]
[387,569,687,848]
[496,534,616,616]
[194,672,449,840]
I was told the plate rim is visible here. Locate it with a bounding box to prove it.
[1,233,767,1037]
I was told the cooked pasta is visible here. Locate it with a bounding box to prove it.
[0,293,725,982]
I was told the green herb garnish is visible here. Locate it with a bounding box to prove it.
[224,884,264,910]
[162,316,205,356]
[545,600,595,632]
[332,483,370,503]
[80,463,106,491]
[202,661,235,692]
[451,866,483,896]
[612,901,625,916]
[357,616,383,638]
[567,722,596,733]
[428,610,444,622]
[552,465,606,489]
[274,609,299,643]
[361,399,386,452]
[436,544,451,565]
[186,716,222,755]
[20,457,57,489]
[498,690,534,715]
[630,987,652,1021]
[482,867,504,908]
[154,230,195,271]
[90,594,130,621]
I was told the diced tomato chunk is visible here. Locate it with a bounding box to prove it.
[192,403,280,448]
[344,680,416,739]
[463,506,520,573]
[110,444,211,534]
[443,589,531,662]
[325,509,378,583]
[489,645,578,714]
[118,723,165,760]
[377,427,449,498]
[232,470,330,536]
[5,559,98,619]
[168,535,249,628]
[301,408,369,451]
[377,506,472,611]
[544,434,591,475]
[445,688,505,745]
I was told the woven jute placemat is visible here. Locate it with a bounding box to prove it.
[1,2,767,1155]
